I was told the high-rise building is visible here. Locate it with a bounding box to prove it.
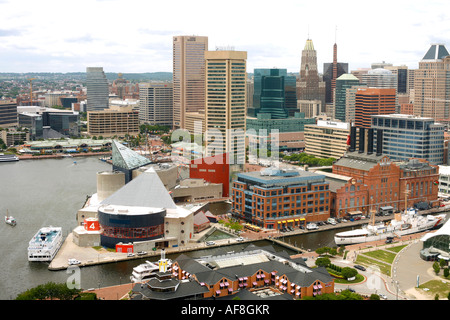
[371,114,445,165]
[251,68,297,118]
[304,120,351,159]
[296,39,326,112]
[334,74,362,122]
[323,42,348,103]
[360,68,397,89]
[204,50,247,165]
[86,67,109,111]
[139,83,173,127]
[354,88,396,128]
[0,99,18,128]
[87,106,139,138]
[413,44,450,121]
[172,36,208,130]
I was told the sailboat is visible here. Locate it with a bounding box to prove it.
[5,210,16,226]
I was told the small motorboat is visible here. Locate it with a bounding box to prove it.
[5,211,16,226]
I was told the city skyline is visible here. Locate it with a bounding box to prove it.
[0,0,449,74]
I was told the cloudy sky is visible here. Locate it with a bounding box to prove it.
[0,0,449,74]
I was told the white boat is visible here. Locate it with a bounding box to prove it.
[306,223,319,230]
[0,153,19,162]
[334,209,446,245]
[130,260,161,283]
[5,210,16,226]
[27,226,63,262]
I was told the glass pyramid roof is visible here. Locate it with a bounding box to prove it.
[111,140,152,170]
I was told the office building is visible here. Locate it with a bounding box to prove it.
[297,99,321,118]
[87,106,139,138]
[0,99,18,128]
[139,83,173,127]
[296,39,326,111]
[354,88,396,128]
[371,114,445,165]
[86,67,109,111]
[232,167,331,230]
[413,44,450,121]
[334,74,363,122]
[304,120,351,159]
[360,68,397,89]
[251,68,297,118]
[204,50,247,165]
[172,36,208,130]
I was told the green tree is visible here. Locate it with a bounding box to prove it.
[433,261,440,275]
[315,257,331,267]
[341,267,358,280]
[370,294,380,300]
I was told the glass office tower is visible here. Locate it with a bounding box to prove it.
[252,68,296,118]
[86,67,109,111]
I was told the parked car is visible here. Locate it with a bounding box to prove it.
[206,241,216,246]
[379,293,388,300]
[236,237,245,242]
[127,253,135,257]
[137,251,147,256]
[354,265,366,271]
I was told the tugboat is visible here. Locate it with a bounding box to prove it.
[5,210,16,226]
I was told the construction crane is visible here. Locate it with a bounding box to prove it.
[27,78,36,105]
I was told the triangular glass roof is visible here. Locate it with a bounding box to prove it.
[422,44,449,60]
[111,140,152,170]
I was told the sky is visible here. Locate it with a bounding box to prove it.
[0,0,449,74]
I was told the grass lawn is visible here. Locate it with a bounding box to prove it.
[417,280,450,299]
[362,249,397,264]
[355,255,391,276]
[385,245,407,254]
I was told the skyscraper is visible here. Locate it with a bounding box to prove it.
[297,39,326,111]
[139,83,173,127]
[323,42,348,103]
[413,44,450,121]
[172,36,208,130]
[86,67,109,111]
[204,50,247,165]
[334,74,362,122]
[251,68,297,119]
[354,88,396,128]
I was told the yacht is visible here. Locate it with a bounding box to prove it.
[28,226,63,262]
[5,210,16,226]
[130,261,160,283]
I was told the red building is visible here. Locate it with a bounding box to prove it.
[354,88,396,128]
[190,153,230,197]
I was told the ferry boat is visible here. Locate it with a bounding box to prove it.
[334,209,446,246]
[0,153,19,162]
[27,226,63,262]
[130,260,163,283]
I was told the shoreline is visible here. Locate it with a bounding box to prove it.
[17,151,112,160]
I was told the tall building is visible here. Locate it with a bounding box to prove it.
[360,68,397,89]
[251,68,297,118]
[371,114,445,165]
[323,42,348,103]
[0,99,18,128]
[139,83,173,127]
[354,88,396,128]
[86,67,109,111]
[204,50,247,165]
[172,36,208,130]
[87,106,139,138]
[296,39,326,111]
[413,44,450,121]
[334,74,362,122]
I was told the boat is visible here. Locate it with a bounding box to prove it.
[27,226,63,262]
[5,210,16,226]
[0,153,19,162]
[334,208,447,245]
[130,260,161,283]
[306,223,319,230]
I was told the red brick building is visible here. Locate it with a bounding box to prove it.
[354,88,396,128]
[190,153,230,197]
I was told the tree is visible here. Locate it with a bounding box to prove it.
[433,261,440,275]
[341,267,358,280]
[315,257,331,267]
[370,294,380,300]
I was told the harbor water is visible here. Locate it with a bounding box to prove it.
[0,157,354,300]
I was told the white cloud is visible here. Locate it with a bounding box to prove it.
[0,0,449,73]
